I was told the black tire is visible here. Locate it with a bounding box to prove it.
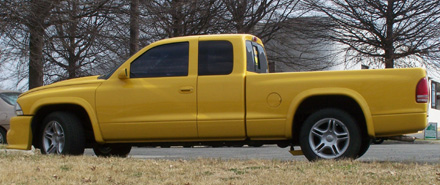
[357,138,371,158]
[39,111,85,155]
[93,144,132,157]
[299,108,362,161]
[0,127,7,144]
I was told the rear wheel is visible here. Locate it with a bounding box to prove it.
[299,108,362,161]
[93,144,132,157]
[40,112,85,155]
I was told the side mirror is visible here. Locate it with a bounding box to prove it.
[118,68,129,79]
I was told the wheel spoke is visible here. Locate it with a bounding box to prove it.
[54,123,63,135]
[311,128,324,137]
[331,144,340,155]
[57,142,63,154]
[314,142,325,152]
[44,132,53,140]
[58,136,65,153]
[326,119,333,132]
[47,144,57,154]
[330,119,337,132]
[335,128,349,143]
[336,134,349,142]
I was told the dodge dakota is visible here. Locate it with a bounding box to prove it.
[7,34,429,160]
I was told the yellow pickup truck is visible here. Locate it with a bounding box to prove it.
[7,34,429,160]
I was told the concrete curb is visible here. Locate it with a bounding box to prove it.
[0,146,40,155]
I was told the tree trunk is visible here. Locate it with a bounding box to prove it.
[171,0,183,37]
[384,0,395,68]
[28,0,48,89]
[67,1,78,79]
[28,26,44,89]
[130,0,140,55]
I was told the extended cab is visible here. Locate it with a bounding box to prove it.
[7,34,428,160]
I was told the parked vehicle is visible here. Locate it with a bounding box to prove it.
[7,34,428,160]
[0,90,21,144]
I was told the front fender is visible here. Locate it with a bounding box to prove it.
[30,97,104,143]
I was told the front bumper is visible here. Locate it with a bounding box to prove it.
[7,116,33,150]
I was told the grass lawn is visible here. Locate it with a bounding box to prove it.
[0,148,438,185]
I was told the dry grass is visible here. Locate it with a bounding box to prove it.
[0,149,438,185]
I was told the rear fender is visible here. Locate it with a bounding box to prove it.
[286,88,374,138]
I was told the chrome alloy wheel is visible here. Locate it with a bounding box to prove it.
[308,118,350,159]
[42,121,65,154]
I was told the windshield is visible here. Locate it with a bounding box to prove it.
[0,92,21,105]
[98,61,125,80]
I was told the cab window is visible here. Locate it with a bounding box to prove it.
[198,41,233,75]
[246,41,268,73]
[130,42,189,78]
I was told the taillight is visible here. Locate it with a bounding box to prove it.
[416,77,429,103]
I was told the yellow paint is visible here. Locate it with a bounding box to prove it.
[6,116,32,150]
[245,69,427,138]
[7,34,428,151]
[289,150,304,156]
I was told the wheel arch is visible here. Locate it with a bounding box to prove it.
[29,98,104,148]
[286,88,374,144]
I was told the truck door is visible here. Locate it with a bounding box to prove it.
[95,40,198,141]
[196,39,246,139]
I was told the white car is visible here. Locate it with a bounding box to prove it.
[0,90,20,144]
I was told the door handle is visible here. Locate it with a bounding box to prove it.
[179,86,194,94]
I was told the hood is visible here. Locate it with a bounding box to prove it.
[21,75,104,97]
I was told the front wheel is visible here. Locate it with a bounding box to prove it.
[39,112,85,155]
[299,109,362,161]
[93,144,132,157]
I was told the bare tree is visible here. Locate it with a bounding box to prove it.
[265,17,343,72]
[221,0,306,72]
[143,0,225,39]
[305,0,440,68]
[0,0,62,89]
[43,0,113,82]
[222,0,300,41]
[130,0,140,55]
[91,0,148,74]
[1,0,117,87]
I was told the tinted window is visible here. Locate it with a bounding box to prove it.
[246,41,268,73]
[198,41,233,75]
[130,42,189,78]
[0,92,20,105]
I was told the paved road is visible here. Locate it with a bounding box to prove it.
[85,141,440,163]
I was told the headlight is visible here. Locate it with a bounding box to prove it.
[15,103,23,116]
